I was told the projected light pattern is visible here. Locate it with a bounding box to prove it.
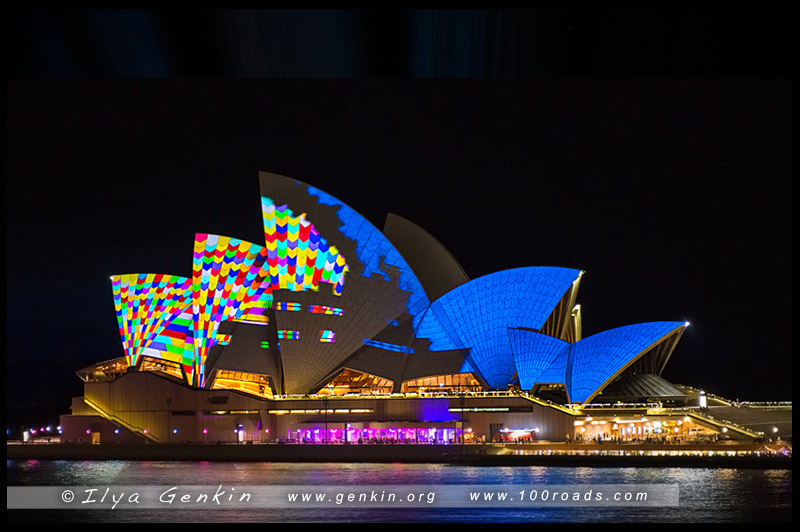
[567,322,686,403]
[108,173,687,402]
[362,339,414,354]
[508,328,570,391]
[262,197,348,296]
[141,308,193,367]
[536,347,569,385]
[309,305,343,316]
[307,186,430,322]
[234,293,273,324]
[418,267,582,389]
[111,273,193,368]
[506,323,685,402]
[191,234,272,387]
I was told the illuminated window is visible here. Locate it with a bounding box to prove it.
[139,357,184,380]
[77,357,130,382]
[317,368,393,395]
[401,373,482,393]
[277,330,300,340]
[449,407,511,412]
[309,305,344,316]
[320,330,336,343]
[276,302,302,311]
[211,370,273,399]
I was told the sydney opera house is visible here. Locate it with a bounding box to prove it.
[60,171,750,446]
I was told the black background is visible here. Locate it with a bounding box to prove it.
[7,10,791,432]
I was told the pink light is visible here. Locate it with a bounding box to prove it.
[86,429,91,434]
[143,429,149,434]
[203,428,209,434]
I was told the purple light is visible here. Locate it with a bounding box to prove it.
[203,428,208,434]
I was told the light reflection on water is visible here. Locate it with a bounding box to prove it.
[7,460,792,523]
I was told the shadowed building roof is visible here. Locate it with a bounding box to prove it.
[596,374,689,402]
[383,212,470,302]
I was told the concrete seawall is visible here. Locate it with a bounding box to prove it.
[6,442,792,469]
[8,442,457,463]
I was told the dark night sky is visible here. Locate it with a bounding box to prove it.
[6,10,792,431]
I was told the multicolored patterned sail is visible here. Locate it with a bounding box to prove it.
[262,197,348,295]
[111,273,193,368]
[141,307,194,369]
[190,234,273,387]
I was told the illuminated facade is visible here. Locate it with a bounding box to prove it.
[62,172,695,444]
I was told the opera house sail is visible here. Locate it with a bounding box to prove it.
[62,172,695,445]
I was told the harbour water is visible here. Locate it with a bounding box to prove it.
[7,460,792,522]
